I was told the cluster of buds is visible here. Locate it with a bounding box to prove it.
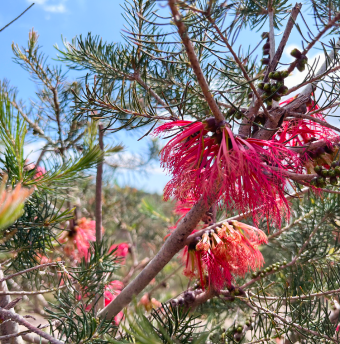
[290,48,308,72]
[170,289,201,309]
[311,161,340,187]
[209,317,254,343]
[252,260,287,279]
[257,70,289,107]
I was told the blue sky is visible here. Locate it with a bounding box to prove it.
[0,0,171,194]
[1,0,340,194]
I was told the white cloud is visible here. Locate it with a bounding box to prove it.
[28,0,67,13]
[43,4,66,13]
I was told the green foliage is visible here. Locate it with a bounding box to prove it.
[112,304,208,344]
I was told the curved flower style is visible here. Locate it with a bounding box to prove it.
[60,217,96,261]
[155,119,301,225]
[276,97,337,147]
[183,220,267,290]
[109,243,130,264]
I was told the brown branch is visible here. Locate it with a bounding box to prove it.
[97,197,211,319]
[264,3,302,81]
[0,269,22,344]
[0,308,64,344]
[0,262,60,284]
[168,0,225,123]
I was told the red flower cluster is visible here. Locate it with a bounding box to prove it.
[155,119,301,225]
[183,220,267,290]
[276,97,337,147]
[104,280,124,324]
[109,243,130,264]
[60,217,96,261]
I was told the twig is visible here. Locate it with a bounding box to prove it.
[134,74,177,119]
[0,285,68,295]
[286,111,340,133]
[248,286,340,301]
[287,14,340,75]
[286,64,340,95]
[0,262,60,284]
[0,4,34,33]
[249,301,339,343]
[95,123,104,243]
[168,0,225,123]
[268,209,315,240]
[9,98,55,146]
[0,268,22,344]
[264,3,302,81]
[0,308,64,344]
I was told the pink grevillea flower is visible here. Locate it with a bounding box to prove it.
[60,217,96,261]
[104,280,124,324]
[183,220,267,290]
[155,119,301,225]
[109,243,130,264]
[276,96,337,147]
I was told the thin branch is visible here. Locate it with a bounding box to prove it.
[134,74,177,119]
[9,98,55,146]
[168,0,225,123]
[286,111,340,133]
[0,4,34,32]
[286,64,340,95]
[268,209,315,240]
[0,285,68,296]
[0,262,60,284]
[287,14,340,75]
[249,302,339,343]
[264,3,302,81]
[0,308,64,344]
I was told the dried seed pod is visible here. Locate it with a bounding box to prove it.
[263,42,270,50]
[261,32,269,39]
[263,48,270,55]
